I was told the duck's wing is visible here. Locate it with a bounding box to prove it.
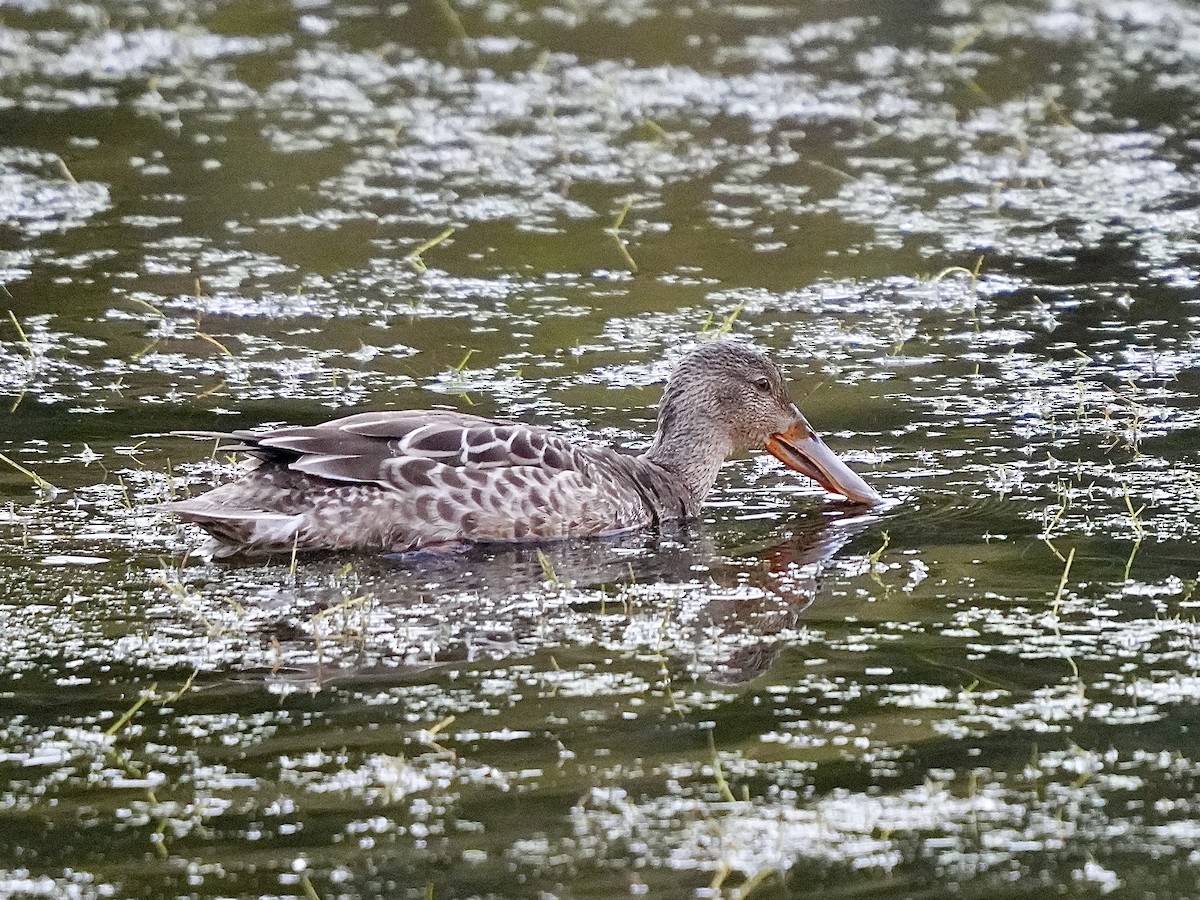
[171,411,659,549]
[184,410,582,485]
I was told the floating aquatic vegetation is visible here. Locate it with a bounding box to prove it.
[1,0,1199,895]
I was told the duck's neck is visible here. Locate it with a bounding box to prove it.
[642,416,732,505]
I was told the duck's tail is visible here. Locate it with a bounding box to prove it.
[162,499,302,558]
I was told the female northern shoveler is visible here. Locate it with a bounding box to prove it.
[166,342,881,557]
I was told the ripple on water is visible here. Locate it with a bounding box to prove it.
[1,0,1199,895]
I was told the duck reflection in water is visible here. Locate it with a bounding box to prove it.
[250,507,880,691]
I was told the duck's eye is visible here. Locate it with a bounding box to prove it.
[752,376,772,393]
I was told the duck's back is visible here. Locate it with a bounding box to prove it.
[166,411,697,556]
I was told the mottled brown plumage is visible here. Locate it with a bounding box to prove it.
[165,342,880,557]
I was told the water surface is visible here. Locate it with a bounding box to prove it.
[2,0,1200,896]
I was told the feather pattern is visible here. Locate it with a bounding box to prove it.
[166,411,697,557]
[165,343,880,557]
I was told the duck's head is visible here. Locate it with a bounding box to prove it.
[650,341,881,505]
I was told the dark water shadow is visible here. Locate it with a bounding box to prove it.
[224,507,883,692]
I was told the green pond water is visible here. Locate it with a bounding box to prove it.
[2,0,1200,896]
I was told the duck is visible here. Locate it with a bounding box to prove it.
[165,341,881,557]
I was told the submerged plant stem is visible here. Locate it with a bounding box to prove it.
[0,453,55,492]
[105,684,158,737]
[706,729,737,804]
[608,198,639,273]
[406,227,456,273]
[1052,546,1076,615]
